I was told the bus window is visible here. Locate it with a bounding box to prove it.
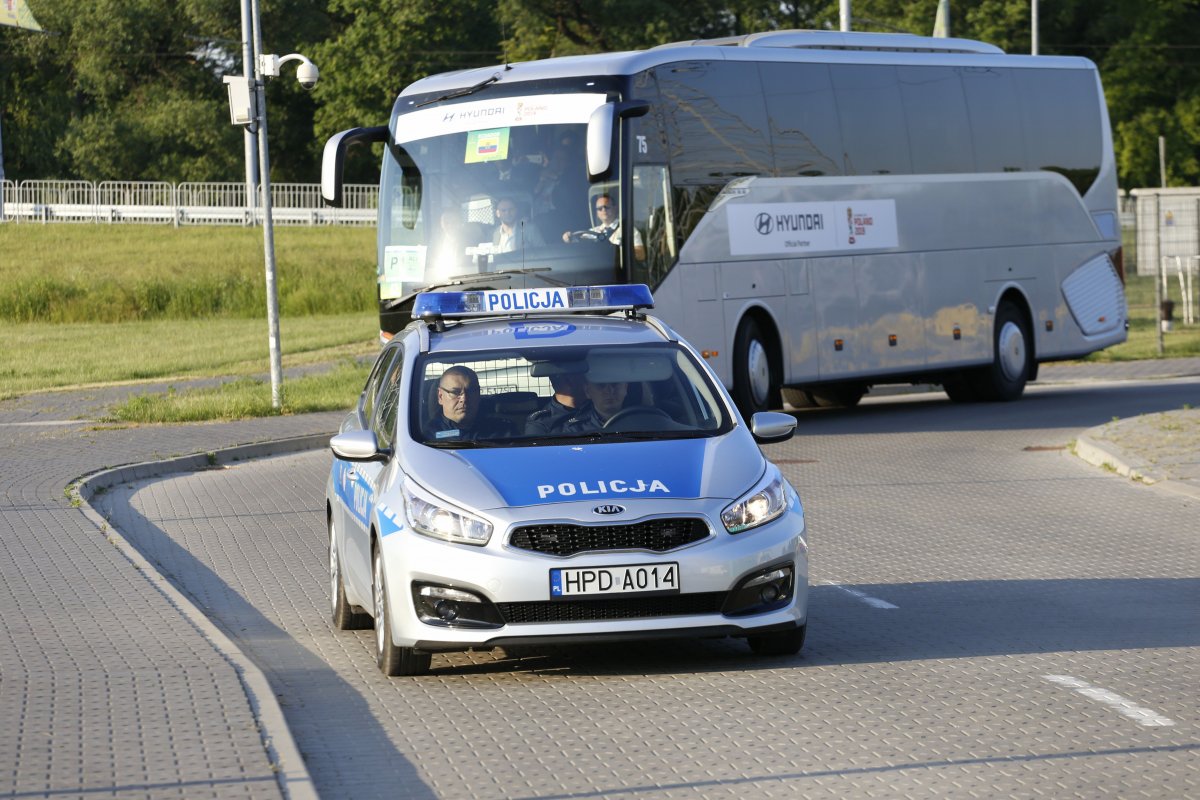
[961,67,1027,175]
[832,64,912,176]
[760,62,844,178]
[898,65,974,174]
[631,164,676,289]
[1013,68,1102,195]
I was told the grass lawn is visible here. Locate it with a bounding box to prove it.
[1080,274,1200,361]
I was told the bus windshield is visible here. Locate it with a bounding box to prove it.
[379,92,629,303]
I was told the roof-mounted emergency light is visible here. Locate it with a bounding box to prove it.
[412,284,654,321]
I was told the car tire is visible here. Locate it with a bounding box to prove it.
[973,300,1031,402]
[748,624,806,656]
[373,546,432,676]
[330,516,371,630]
[732,316,781,418]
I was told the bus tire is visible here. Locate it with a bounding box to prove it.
[974,300,1031,402]
[732,316,780,417]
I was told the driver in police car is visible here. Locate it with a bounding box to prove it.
[560,375,629,433]
[425,365,511,440]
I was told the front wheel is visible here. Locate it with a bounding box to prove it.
[732,317,780,418]
[373,547,431,676]
[330,516,370,630]
[748,624,806,656]
[974,301,1032,402]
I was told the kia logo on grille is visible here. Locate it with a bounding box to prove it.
[593,504,625,516]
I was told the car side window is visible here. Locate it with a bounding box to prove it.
[361,346,401,427]
[370,350,405,451]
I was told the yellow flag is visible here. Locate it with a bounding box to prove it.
[0,0,43,32]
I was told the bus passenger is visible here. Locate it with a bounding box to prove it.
[492,197,545,254]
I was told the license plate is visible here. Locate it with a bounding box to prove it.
[550,563,680,598]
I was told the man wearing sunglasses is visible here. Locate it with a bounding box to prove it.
[425,365,512,441]
[562,193,645,260]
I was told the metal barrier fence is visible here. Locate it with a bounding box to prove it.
[0,179,377,226]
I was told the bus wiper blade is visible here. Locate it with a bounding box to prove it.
[416,73,501,108]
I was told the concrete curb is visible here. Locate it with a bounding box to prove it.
[1072,433,1161,484]
[72,432,333,800]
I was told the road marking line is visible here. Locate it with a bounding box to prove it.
[1044,675,1175,727]
[823,581,898,609]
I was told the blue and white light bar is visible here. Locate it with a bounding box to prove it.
[412,284,654,319]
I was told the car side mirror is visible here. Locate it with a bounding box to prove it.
[330,429,391,462]
[750,411,796,445]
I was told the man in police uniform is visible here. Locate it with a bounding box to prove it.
[560,375,629,433]
[425,365,512,440]
[525,361,587,436]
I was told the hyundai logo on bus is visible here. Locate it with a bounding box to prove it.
[755,211,825,236]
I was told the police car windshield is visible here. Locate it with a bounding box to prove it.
[412,343,732,448]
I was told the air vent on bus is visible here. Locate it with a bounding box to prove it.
[1062,255,1126,336]
[655,31,1004,55]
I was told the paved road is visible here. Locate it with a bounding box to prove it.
[86,374,1200,799]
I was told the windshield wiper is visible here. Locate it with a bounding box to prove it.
[416,72,501,108]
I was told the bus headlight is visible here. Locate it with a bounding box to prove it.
[401,478,492,546]
[722,469,788,534]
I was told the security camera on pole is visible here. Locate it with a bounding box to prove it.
[223,0,318,409]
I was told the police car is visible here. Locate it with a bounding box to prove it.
[326,285,808,675]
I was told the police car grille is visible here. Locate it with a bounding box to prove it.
[498,592,726,624]
[509,518,709,556]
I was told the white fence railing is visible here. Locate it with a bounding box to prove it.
[0,179,377,226]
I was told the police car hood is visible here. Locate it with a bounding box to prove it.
[404,434,766,511]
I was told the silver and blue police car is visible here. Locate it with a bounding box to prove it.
[326,285,808,675]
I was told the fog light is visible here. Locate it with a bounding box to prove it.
[434,600,459,621]
[412,582,504,629]
[722,564,795,617]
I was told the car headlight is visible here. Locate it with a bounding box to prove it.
[401,477,492,546]
[722,468,789,534]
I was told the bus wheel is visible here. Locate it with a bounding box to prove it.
[942,376,980,403]
[733,317,780,417]
[975,301,1031,402]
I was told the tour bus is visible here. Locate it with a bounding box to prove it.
[321,30,1127,416]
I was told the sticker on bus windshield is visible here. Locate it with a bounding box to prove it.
[465,128,509,163]
[727,199,899,256]
[380,245,427,299]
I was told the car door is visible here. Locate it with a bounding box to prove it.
[343,346,405,597]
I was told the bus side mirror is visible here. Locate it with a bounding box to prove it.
[322,126,388,206]
[586,100,650,183]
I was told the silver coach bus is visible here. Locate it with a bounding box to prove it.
[322,30,1127,416]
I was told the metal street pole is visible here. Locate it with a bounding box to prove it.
[250,0,284,408]
[1031,0,1039,55]
[840,0,851,32]
[239,0,259,223]
[1157,136,1166,355]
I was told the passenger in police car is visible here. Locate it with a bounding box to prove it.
[525,361,588,436]
[425,365,512,440]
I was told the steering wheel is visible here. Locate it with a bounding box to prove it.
[602,405,672,429]
[566,230,606,243]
